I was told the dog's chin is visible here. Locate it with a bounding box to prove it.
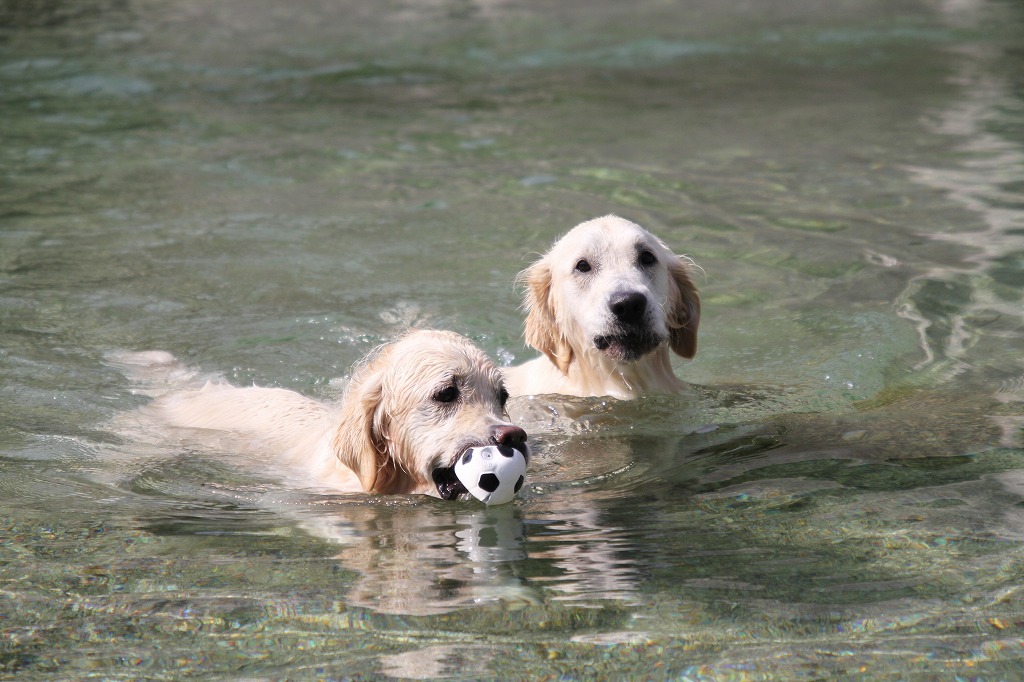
[593,329,663,363]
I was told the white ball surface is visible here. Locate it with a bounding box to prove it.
[454,445,527,505]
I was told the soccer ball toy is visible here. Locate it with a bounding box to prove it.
[454,445,528,505]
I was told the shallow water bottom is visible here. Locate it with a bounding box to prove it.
[3,382,1024,678]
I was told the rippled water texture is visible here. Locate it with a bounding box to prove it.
[2,0,1024,679]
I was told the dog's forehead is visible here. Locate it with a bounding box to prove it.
[395,343,502,390]
[554,217,660,260]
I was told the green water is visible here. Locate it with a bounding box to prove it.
[2,0,1024,678]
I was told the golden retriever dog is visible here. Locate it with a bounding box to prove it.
[136,329,528,499]
[504,215,701,399]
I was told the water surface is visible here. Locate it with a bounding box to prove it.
[2,0,1024,678]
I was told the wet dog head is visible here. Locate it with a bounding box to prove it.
[332,330,528,498]
[518,215,700,375]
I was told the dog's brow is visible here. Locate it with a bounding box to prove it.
[432,372,458,390]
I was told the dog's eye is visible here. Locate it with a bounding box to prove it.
[574,259,592,273]
[432,385,459,404]
[498,387,509,408]
[639,249,657,267]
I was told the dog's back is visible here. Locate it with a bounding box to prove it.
[147,381,361,490]
[152,381,332,443]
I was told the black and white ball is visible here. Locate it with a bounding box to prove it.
[454,445,528,505]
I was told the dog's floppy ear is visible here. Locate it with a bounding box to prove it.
[332,348,405,493]
[520,259,574,374]
[667,256,701,359]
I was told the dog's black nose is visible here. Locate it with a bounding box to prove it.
[491,424,527,449]
[609,291,647,324]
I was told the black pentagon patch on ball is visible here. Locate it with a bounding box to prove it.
[514,475,524,493]
[461,451,473,465]
[478,473,500,493]
[496,446,515,458]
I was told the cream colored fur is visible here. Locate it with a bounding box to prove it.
[146,329,526,497]
[504,215,700,399]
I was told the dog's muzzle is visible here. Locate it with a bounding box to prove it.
[593,329,662,362]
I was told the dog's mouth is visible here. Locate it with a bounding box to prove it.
[432,442,530,501]
[593,329,662,362]
[433,446,482,500]
[431,463,469,500]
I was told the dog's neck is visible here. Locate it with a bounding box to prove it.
[570,345,686,399]
[507,345,686,399]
